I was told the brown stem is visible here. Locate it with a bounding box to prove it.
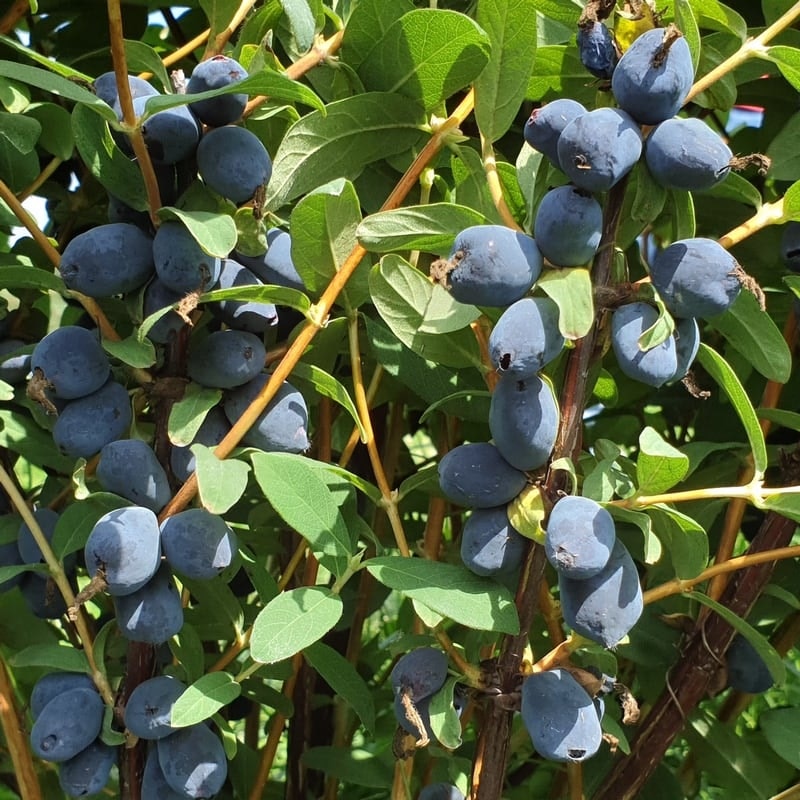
[593,509,798,800]
[469,176,631,800]
[0,655,42,800]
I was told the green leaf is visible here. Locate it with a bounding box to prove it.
[696,344,767,479]
[0,34,93,81]
[0,409,74,473]
[171,672,242,728]
[0,266,64,294]
[123,40,171,93]
[690,0,747,40]
[157,208,237,258]
[767,112,800,181]
[234,207,268,257]
[686,591,785,684]
[52,492,127,559]
[251,586,343,664]
[0,60,115,120]
[198,284,311,315]
[369,255,483,369]
[636,427,689,496]
[280,0,317,51]
[266,92,425,209]
[707,290,791,383]
[666,187,696,241]
[451,144,503,224]
[11,643,89,673]
[301,746,393,789]
[169,624,206,683]
[760,45,800,92]
[102,334,156,369]
[359,10,491,111]
[141,68,323,118]
[705,170,762,210]
[526,45,594,106]
[419,284,481,334]
[607,506,661,564]
[756,408,800,432]
[251,452,355,578]
[474,0,537,142]
[366,556,519,634]
[0,563,46,585]
[290,178,367,307]
[193,445,251,514]
[72,104,147,212]
[428,676,462,749]
[0,138,38,192]
[674,0,701,72]
[537,267,593,339]
[183,577,244,639]
[292,362,366,442]
[304,641,375,734]
[783,180,800,220]
[529,0,581,24]
[24,103,73,160]
[760,492,800,524]
[168,384,223,447]
[340,0,415,71]
[0,110,40,153]
[762,708,800,769]
[357,203,489,255]
[617,163,667,250]
[646,505,708,579]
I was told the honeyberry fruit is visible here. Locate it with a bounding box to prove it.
[210,259,279,334]
[160,508,237,580]
[59,222,155,297]
[610,302,678,387]
[58,739,117,798]
[611,26,694,125]
[437,442,527,508]
[170,405,231,482]
[153,220,222,294]
[94,71,158,108]
[96,439,171,512]
[0,540,23,593]
[489,297,564,379]
[30,688,104,762]
[650,237,741,319]
[31,672,97,719]
[671,316,700,382]
[188,54,248,127]
[534,186,603,267]
[432,225,542,307]
[645,117,732,191]
[578,20,618,79]
[461,505,527,577]
[391,647,449,700]
[419,784,466,800]
[52,379,132,458]
[394,691,435,742]
[30,326,109,400]
[726,633,774,694]
[197,125,272,204]
[557,107,643,192]
[84,506,162,596]
[521,669,602,762]
[781,221,800,272]
[0,339,31,384]
[143,750,188,800]
[524,99,586,165]
[142,278,186,344]
[545,496,616,580]
[187,329,266,389]
[132,94,201,165]
[124,675,186,740]
[20,574,68,619]
[224,374,309,453]
[488,374,559,471]
[17,507,60,565]
[235,228,306,292]
[114,563,184,644]
[559,538,643,648]
[157,723,228,799]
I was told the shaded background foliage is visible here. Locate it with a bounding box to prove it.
[2,1,800,799]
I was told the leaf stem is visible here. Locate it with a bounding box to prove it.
[0,465,114,707]
[347,314,410,557]
[107,0,162,221]
[480,132,522,231]
[159,89,477,520]
[612,480,800,509]
[684,1,800,104]
[643,544,800,604]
